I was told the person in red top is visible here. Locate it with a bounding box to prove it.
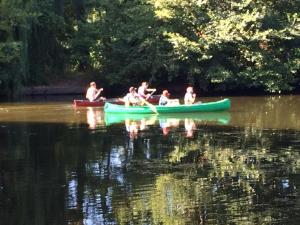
[159,90,170,106]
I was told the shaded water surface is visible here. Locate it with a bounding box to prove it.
[0,96,300,225]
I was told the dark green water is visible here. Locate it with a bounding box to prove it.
[0,96,299,225]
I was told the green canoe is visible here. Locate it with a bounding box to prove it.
[104,98,230,114]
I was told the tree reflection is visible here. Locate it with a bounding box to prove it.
[104,128,300,225]
[1,111,300,225]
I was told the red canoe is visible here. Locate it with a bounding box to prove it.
[73,95,160,107]
[73,100,106,107]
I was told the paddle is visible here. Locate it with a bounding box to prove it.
[141,98,158,114]
[141,89,157,114]
[106,97,125,103]
[94,88,105,102]
[146,89,156,100]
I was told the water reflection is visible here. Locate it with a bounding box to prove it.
[184,118,196,137]
[105,112,230,138]
[125,117,157,139]
[1,96,300,225]
[159,118,180,136]
[86,107,103,129]
[0,95,299,130]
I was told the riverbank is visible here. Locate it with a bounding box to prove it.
[19,72,91,96]
[2,70,299,98]
[21,85,85,95]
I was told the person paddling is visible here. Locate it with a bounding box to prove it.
[184,86,196,105]
[86,81,105,102]
[138,82,156,100]
[124,87,141,106]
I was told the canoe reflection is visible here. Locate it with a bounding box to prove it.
[105,112,230,137]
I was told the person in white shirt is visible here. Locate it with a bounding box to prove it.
[86,81,104,102]
[184,86,196,105]
[124,87,141,106]
[138,82,156,99]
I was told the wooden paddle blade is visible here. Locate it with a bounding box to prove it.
[142,99,158,114]
[146,89,156,100]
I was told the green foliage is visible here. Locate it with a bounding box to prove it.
[201,0,300,92]
[0,0,29,96]
[0,42,22,96]
[0,0,300,96]
[92,0,174,85]
[0,42,21,63]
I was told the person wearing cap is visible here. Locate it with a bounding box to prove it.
[86,81,105,102]
[138,81,156,99]
[184,86,196,105]
[124,87,141,106]
[159,90,170,106]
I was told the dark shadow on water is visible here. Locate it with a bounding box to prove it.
[1,95,300,224]
[0,120,300,225]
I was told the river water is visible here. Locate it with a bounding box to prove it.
[0,96,299,225]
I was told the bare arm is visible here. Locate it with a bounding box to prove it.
[192,93,196,103]
[94,88,103,99]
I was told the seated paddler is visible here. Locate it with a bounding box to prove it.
[86,81,105,102]
[124,87,142,107]
[138,81,156,100]
[184,86,196,105]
